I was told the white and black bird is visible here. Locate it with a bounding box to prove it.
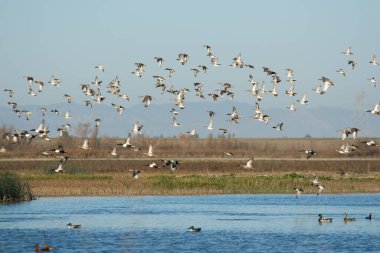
[342,47,353,56]
[78,139,91,150]
[336,68,346,77]
[348,60,356,70]
[95,64,105,72]
[294,188,304,198]
[161,159,181,172]
[369,55,378,66]
[154,57,164,67]
[273,123,284,131]
[300,148,316,159]
[367,102,380,115]
[240,158,254,169]
[129,169,141,179]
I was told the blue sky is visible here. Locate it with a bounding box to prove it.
[0,0,379,112]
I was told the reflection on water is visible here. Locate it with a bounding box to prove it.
[0,194,379,252]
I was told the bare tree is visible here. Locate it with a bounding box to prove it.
[75,123,91,138]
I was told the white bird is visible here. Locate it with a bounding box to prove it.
[78,139,91,150]
[369,55,378,66]
[297,93,308,105]
[144,144,156,157]
[117,134,136,150]
[132,122,143,135]
[310,177,319,186]
[300,148,316,159]
[171,117,180,127]
[206,118,214,130]
[64,112,72,119]
[287,103,296,111]
[316,184,325,195]
[342,47,353,56]
[111,147,118,156]
[186,129,197,136]
[366,102,380,115]
[95,64,105,72]
[240,158,254,169]
[367,77,377,87]
[48,74,61,87]
[147,162,160,168]
[53,162,66,173]
[362,140,379,147]
[294,188,304,198]
[336,68,346,77]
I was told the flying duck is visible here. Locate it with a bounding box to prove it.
[297,93,308,105]
[95,64,105,72]
[273,122,284,131]
[347,60,356,70]
[177,53,189,65]
[144,144,156,157]
[300,148,316,159]
[342,47,353,56]
[186,129,197,136]
[161,159,181,171]
[362,140,379,147]
[146,162,160,168]
[171,117,180,127]
[78,139,91,150]
[111,147,118,156]
[4,89,14,97]
[132,122,143,135]
[316,184,325,195]
[369,55,378,66]
[367,77,377,87]
[336,68,346,77]
[310,177,319,186]
[129,169,142,179]
[287,103,296,111]
[51,160,66,173]
[294,187,304,198]
[154,57,164,67]
[241,158,254,169]
[367,102,380,115]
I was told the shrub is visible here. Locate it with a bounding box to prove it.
[0,171,34,202]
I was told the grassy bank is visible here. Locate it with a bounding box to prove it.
[19,172,380,197]
[1,157,380,197]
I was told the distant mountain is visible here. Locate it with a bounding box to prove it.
[0,101,378,138]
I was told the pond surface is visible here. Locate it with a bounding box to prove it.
[0,194,379,252]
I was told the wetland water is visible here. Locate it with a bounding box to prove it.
[0,194,379,252]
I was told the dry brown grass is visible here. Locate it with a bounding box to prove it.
[1,137,380,196]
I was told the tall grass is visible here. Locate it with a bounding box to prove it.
[0,171,34,202]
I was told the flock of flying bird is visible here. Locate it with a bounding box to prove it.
[1,44,380,180]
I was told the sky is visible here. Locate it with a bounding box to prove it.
[0,1,379,137]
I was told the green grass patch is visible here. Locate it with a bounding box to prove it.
[149,174,310,194]
[0,171,34,202]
